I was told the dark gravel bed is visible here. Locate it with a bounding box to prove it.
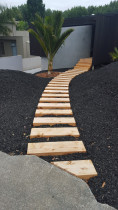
[69,62,118,209]
[0,63,118,209]
[0,70,51,155]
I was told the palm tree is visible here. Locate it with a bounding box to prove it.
[29,11,74,74]
[0,5,13,35]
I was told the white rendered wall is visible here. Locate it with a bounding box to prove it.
[0,55,23,71]
[53,25,92,69]
[22,56,41,71]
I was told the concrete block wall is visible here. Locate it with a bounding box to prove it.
[41,25,92,70]
[0,55,23,71]
[53,25,92,69]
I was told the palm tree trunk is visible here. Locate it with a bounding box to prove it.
[48,57,53,75]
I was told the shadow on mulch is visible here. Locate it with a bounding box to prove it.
[0,63,118,209]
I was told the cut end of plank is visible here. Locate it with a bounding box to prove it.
[51,160,97,180]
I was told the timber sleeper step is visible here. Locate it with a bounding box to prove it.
[48,84,68,87]
[33,117,76,126]
[41,94,69,98]
[30,127,80,138]
[40,98,70,102]
[51,160,97,180]
[45,87,68,90]
[37,103,71,109]
[35,109,73,116]
[27,141,86,156]
[43,90,69,93]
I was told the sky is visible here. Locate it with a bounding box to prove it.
[1,0,114,11]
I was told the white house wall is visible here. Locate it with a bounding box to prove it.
[53,25,92,69]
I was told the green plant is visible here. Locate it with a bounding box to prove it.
[28,11,74,74]
[110,47,118,61]
[0,5,13,35]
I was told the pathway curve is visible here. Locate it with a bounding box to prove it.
[27,58,97,181]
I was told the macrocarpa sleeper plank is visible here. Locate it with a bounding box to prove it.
[30,127,80,138]
[27,141,86,156]
[39,98,70,103]
[35,109,73,116]
[51,160,97,180]
[38,103,71,109]
[41,94,69,98]
[45,86,68,90]
[43,90,69,93]
[33,117,76,126]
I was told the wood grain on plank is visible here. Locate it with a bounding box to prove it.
[35,109,73,116]
[37,103,71,109]
[27,141,86,156]
[41,94,69,98]
[33,117,76,126]
[45,86,68,90]
[43,90,69,93]
[30,127,80,138]
[40,98,70,102]
[51,160,97,180]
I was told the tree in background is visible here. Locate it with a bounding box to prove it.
[16,21,29,31]
[63,6,88,18]
[29,11,74,74]
[27,0,45,22]
[0,5,13,35]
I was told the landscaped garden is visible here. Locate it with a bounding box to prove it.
[0,61,118,209]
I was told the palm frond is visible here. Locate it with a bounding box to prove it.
[28,28,48,57]
[52,29,74,57]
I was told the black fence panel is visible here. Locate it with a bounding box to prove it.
[93,14,118,66]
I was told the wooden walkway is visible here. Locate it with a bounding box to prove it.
[27,57,97,181]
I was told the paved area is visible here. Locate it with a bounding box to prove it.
[0,151,115,210]
[24,68,41,74]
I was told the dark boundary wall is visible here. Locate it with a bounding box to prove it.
[93,13,118,66]
[29,13,118,66]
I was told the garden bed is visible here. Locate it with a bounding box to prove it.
[0,63,118,209]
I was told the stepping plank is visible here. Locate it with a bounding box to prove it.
[51,160,97,180]
[37,103,71,109]
[57,76,73,79]
[42,94,69,98]
[48,84,68,87]
[33,117,76,126]
[27,141,86,156]
[50,81,70,84]
[35,109,73,116]
[49,79,71,84]
[30,127,80,138]
[40,98,70,102]
[43,90,69,93]
[45,87,68,90]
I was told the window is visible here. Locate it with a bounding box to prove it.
[0,41,5,56]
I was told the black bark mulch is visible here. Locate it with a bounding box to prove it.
[69,62,118,209]
[0,63,118,209]
[0,70,51,155]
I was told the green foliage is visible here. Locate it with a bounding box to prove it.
[63,1,118,18]
[63,6,88,18]
[29,12,74,72]
[27,0,45,21]
[16,21,29,30]
[0,5,13,35]
[45,9,53,17]
[110,47,118,61]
